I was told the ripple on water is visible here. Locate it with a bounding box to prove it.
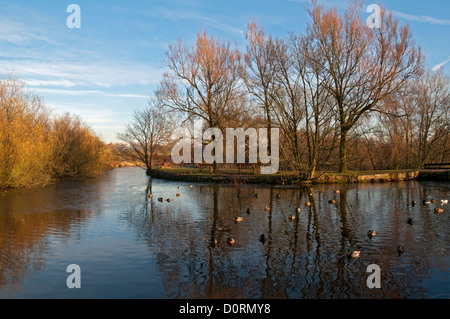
[0,168,449,298]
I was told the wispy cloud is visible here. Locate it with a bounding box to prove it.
[0,13,59,46]
[432,56,450,71]
[24,79,79,88]
[391,10,450,26]
[0,59,163,88]
[33,88,150,99]
[50,104,123,124]
[148,6,244,36]
[198,14,244,35]
[288,0,349,9]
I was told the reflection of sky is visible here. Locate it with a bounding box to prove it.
[149,179,207,222]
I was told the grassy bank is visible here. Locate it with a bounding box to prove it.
[147,167,449,185]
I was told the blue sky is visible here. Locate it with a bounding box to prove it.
[1,0,449,142]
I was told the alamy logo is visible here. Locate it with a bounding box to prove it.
[66,264,81,289]
[171,120,280,174]
[366,264,381,289]
[366,4,381,29]
[66,4,81,29]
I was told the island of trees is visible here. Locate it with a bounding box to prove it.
[118,1,449,180]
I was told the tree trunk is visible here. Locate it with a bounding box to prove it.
[339,128,348,173]
[267,108,272,156]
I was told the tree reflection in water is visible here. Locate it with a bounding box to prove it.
[1,168,448,298]
[124,179,450,299]
[0,209,96,297]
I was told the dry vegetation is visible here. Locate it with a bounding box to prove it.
[0,74,114,189]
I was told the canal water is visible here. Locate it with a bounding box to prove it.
[0,167,449,299]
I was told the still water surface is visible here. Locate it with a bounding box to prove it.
[0,167,449,299]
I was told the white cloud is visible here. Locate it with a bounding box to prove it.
[0,59,163,88]
[147,6,244,36]
[288,0,348,9]
[391,11,450,26]
[47,102,126,124]
[33,88,150,99]
[432,56,450,71]
[24,79,78,88]
[0,16,58,45]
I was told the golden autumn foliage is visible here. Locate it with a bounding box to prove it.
[50,113,113,179]
[0,74,113,189]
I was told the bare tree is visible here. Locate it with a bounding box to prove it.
[156,30,245,171]
[270,37,304,174]
[243,21,278,153]
[290,31,336,178]
[375,68,450,167]
[305,0,423,172]
[117,103,172,175]
[413,69,450,165]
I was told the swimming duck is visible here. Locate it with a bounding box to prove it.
[167,198,171,202]
[296,207,301,214]
[209,237,218,247]
[254,193,258,198]
[158,197,164,202]
[264,206,271,212]
[176,193,180,197]
[246,208,251,215]
[177,186,181,189]
[407,218,413,225]
[305,201,311,207]
[329,199,336,204]
[423,199,431,205]
[189,185,193,188]
[227,237,235,245]
[259,234,266,244]
[334,190,340,194]
[218,226,231,232]
[411,200,416,206]
[431,199,436,203]
[397,245,405,254]
[276,194,281,198]
[234,216,243,223]
[441,199,448,205]
[289,215,296,220]
[434,208,444,214]
[368,230,376,237]
[148,194,153,198]
[347,250,360,258]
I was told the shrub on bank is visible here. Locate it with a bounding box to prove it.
[0,74,113,189]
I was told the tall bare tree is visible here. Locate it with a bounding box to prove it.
[156,31,244,171]
[413,69,450,165]
[117,103,171,175]
[375,68,450,167]
[270,37,304,174]
[290,31,336,178]
[243,21,278,152]
[305,0,423,172]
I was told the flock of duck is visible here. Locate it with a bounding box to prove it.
[149,185,448,259]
